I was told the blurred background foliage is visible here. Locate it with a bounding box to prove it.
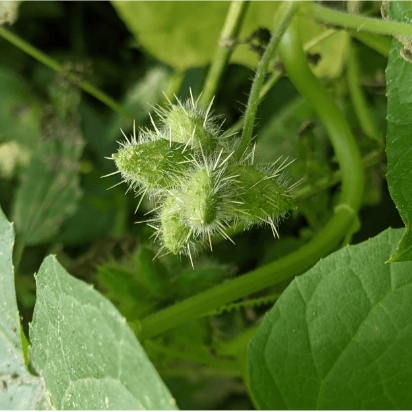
[0,1,404,409]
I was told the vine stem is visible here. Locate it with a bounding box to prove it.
[303,1,412,37]
[138,21,364,341]
[235,1,299,159]
[199,0,250,107]
[347,39,381,143]
[0,26,133,120]
[224,28,337,139]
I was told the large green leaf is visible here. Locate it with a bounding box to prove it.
[0,206,48,410]
[386,2,412,262]
[248,228,412,409]
[29,255,177,410]
[112,2,348,78]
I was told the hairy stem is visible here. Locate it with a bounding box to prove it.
[138,22,364,340]
[199,0,250,107]
[347,40,381,143]
[235,1,299,158]
[225,27,337,139]
[304,1,412,38]
[0,26,133,120]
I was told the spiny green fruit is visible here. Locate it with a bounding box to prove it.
[108,92,298,264]
[112,134,194,194]
[154,95,225,152]
[160,196,192,256]
[227,163,296,230]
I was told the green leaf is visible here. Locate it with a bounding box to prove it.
[248,228,412,409]
[386,2,412,262]
[29,255,177,410]
[0,206,48,410]
[112,2,348,77]
[11,107,85,245]
[0,66,41,148]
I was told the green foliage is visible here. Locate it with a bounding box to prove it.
[385,2,412,262]
[248,228,412,409]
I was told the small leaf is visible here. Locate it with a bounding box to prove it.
[385,1,412,262]
[11,106,85,245]
[0,206,48,410]
[248,228,412,409]
[29,255,177,410]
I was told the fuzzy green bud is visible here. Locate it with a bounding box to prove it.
[164,105,216,152]
[227,164,295,224]
[182,168,217,228]
[113,139,193,192]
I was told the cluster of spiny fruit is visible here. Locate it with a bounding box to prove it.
[108,92,296,264]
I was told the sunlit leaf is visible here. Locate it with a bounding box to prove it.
[30,255,178,410]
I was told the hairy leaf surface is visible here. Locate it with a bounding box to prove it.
[0,207,48,410]
[386,2,412,262]
[248,228,412,409]
[29,255,177,410]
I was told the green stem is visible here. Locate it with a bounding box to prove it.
[347,40,382,143]
[280,20,364,211]
[138,21,364,341]
[225,27,336,139]
[0,26,133,120]
[199,0,250,107]
[304,1,412,38]
[235,2,299,158]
